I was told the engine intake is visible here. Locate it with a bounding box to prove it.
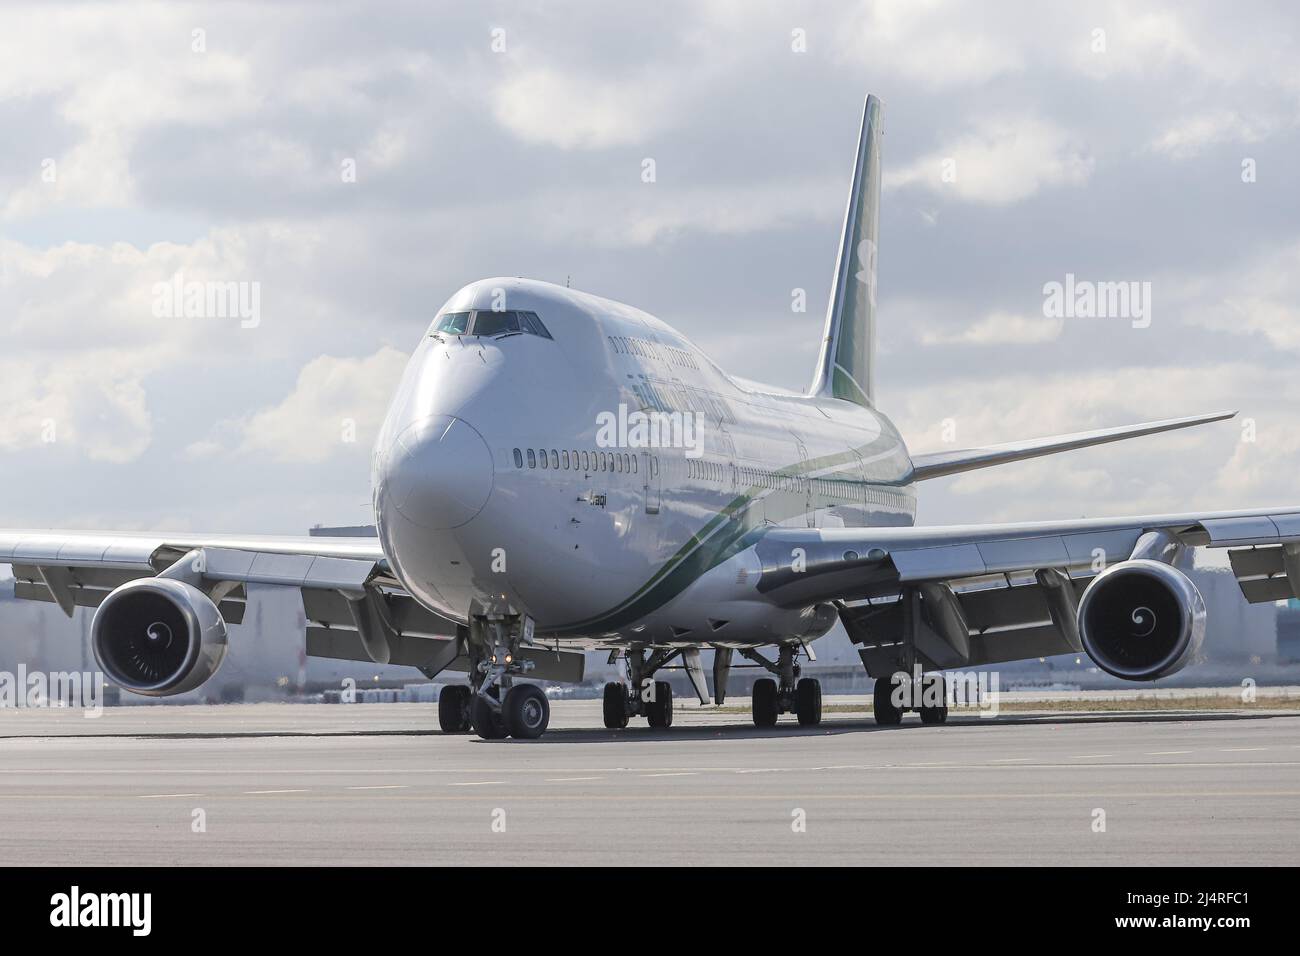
[1077,559,1205,681]
[91,577,228,696]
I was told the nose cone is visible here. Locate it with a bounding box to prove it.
[382,415,493,530]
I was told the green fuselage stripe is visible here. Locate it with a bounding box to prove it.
[549,435,914,636]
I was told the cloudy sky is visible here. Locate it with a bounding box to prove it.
[2,0,1299,536]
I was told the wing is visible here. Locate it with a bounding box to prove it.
[909,411,1236,481]
[0,529,583,684]
[752,506,1300,676]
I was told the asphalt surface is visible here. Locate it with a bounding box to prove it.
[1,699,1298,865]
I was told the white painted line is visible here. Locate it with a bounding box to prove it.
[1220,747,1267,752]
[448,781,506,787]
[991,757,1033,763]
[1070,754,1113,759]
[244,789,308,795]
[346,785,407,791]
[1146,751,1192,755]
[545,776,603,782]
[642,772,697,778]
[139,793,202,799]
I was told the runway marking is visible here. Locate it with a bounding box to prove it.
[545,776,603,782]
[642,772,697,778]
[1220,747,1267,752]
[1070,754,1113,759]
[1147,751,1192,755]
[991,757,1033,763]
[244,789,308,795]
[346,785,407,791]
[448,781,506,787]
[734,768,788,774]
[139,793,202,799]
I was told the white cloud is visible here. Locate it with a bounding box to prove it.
[192,347,409,464]
[886,118,1094,204]
[920,310,1063,346]
[1148,109,1275,159]
[491,67,678,150]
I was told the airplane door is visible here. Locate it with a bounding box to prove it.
[796,438,814,527]
[642,451,661,514]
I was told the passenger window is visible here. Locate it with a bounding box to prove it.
[539,449,548,469]
[581,451,589,471]
[513,448,523,468]
[631,455,637,474]
[527,449,536,468]
[551,449,559,469]
[562,450,570,469]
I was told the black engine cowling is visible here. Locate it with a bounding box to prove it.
[1077,559,1205,681]
[91,577,228,696]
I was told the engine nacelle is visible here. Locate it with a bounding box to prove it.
[1077,559,1205,681]
[91,577,228,696]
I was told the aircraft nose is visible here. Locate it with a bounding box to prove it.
[382,415,493,530]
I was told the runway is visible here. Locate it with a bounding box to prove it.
[1,699,1298,865]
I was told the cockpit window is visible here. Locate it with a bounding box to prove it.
[433,311,471,335]
[471,310,521,337]
[518,310,553,339]
[430,309,555,340]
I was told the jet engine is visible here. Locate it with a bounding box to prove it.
[1077,559,1205,681]
[91,577,228,696]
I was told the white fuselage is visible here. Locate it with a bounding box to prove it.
[372,278,917,649]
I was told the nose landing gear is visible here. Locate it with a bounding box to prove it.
[450,615,553,740]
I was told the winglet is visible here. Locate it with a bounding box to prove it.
[909,411,1237,482]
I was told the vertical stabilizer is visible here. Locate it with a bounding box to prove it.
[809,94,883,407]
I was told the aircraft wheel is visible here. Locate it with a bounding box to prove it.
[470,689,508,740]
[503,684,550,739]
[795,677,822,726]
[873,674,904,726]
[919,675,948,725]
[752,677,779,727]
[602,682,629,728]
[438,684,472,733]
[646,680,673,728]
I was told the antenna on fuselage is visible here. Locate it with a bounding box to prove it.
[566,275,571,288]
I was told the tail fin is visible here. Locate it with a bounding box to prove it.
[809,94,883,407]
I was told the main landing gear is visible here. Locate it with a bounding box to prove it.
[740,644,822,728]
[602,649,675,729]
[872,672,948,726]
[439,616,552,740]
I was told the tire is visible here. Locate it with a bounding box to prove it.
[470,689,508,739]
[602,682,629,729]
[795,677,822,726]
[752,677,779,727]
[646,680,673,728]
[919,674,948,725]
[873,674,904,726]
[503,684,550,739]
[438,684,472,733]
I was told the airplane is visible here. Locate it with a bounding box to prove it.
[3,93,1297,741]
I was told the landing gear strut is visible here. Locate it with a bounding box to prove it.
[740,645,821,727]
[462,616,552,740]
[602,649,676,730]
